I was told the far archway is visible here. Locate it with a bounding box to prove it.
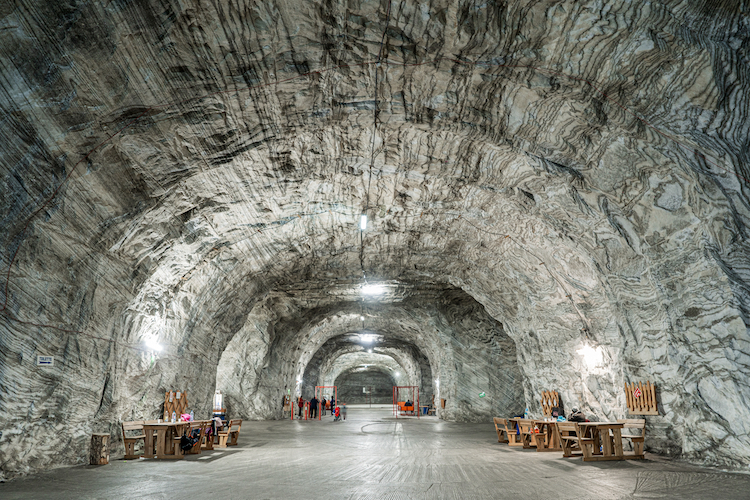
[334,366,396,405]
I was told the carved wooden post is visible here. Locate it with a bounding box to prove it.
[90,433,110,465]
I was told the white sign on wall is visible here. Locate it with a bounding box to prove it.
[37,356,54,366]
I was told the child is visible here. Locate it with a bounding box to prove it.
[341,402,347,421]
[333,405,341,422]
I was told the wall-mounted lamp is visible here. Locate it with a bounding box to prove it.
[144,337,163,352]
[360,214,367,230]
[361,284,385,295]
[576,344,603,367]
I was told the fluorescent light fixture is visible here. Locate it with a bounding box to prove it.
[144,337,162,352]
[576,344,602,367]
[361,284,386,295]
[360,214,367,230]
[359,334,375,344]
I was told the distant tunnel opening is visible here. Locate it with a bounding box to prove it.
[334,367,396,404]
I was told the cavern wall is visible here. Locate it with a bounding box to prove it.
[2,0,750,482]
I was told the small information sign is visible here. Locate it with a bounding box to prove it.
[37,356,54,366]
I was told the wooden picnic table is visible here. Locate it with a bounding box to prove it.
[142,421,189,459]
[576,421,625,461]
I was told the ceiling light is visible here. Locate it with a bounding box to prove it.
[360,214,367,230]
[361,284,386,295]
[360,334,375,344]
[360,316,365,321]
[367,349,372,353]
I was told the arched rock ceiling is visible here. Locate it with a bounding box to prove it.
[334,365,395,383]
[1,0,750,480]
[320,352,406,388]
[306,339,423,394]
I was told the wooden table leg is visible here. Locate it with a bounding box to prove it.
[144,429,155,459]
[611,427,624,458]
[602,427,614,457]
[549,425,560,450]
[591,427,602,456]
[580,426,597,460]
[155,429,166,458]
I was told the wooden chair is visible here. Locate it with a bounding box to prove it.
[493,418,510,443]
[184,421,208,454]
[121,420,146,459]
[514,418,539,448]
[617,418,646,459]
[202,421,216,450]
[556,421,594,459]
[218,419,242,447]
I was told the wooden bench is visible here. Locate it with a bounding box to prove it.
[218,419,242,447]
[492,418,510,443]
[556,421,594,458]
[617,418,646,459]
[122,420,146,459]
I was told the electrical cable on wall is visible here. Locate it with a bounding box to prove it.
[360,0,394,280]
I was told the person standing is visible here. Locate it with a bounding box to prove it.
[310,396,319,419]
[297,396,304,418]
[330,397,336,416]
[342,402,347,421]
[321,397,327,416]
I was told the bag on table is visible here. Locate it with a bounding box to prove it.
[568,409,586,422]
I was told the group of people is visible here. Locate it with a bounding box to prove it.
[294,395,346,420]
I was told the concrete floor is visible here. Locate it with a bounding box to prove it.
[2,408,749,499]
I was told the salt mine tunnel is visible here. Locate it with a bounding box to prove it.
[1,0,750,497]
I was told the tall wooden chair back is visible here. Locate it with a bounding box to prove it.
[540,390,560,417]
